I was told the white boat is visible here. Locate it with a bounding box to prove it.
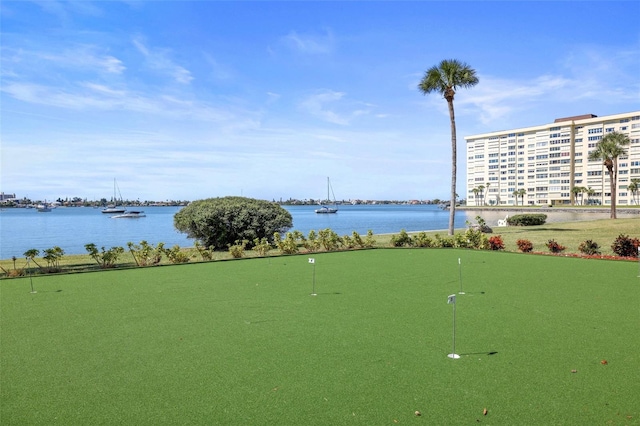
[111,210,145,219]
[102,179,127,213]
[36,201,54,212]
[315,177,338,214]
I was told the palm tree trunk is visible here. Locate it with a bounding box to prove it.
[609,162,617,219]
[447,98,457,236]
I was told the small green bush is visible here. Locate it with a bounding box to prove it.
[341,234,355,249]
[163,245,191,264]
[433,234,455,248]
[194,241,215,261]
[350,231,366,248]
[318,228,341,251]
[390,229,412,247]
[85,243,125,268]
[252,238,272,257]
[578,240,601,255]
[228,240,248,258]
[274,232,299,255]
[127,241,164,266]
[507,214,547,226]
[457,228,489,249]
[304,230,321,252]
[412,232,433,248]
[363,230,376,248]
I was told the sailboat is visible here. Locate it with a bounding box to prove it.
[102,179,127,214]
[315,177,338,214]
[36,200,53,212]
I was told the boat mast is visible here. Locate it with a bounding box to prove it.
[327,177,330,204]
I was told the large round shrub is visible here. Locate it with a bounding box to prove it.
[174,197,293,250]
[506,214,547,226]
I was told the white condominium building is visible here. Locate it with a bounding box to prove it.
[465,111,640,207]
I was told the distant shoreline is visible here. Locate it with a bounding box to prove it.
[457,206,640,215]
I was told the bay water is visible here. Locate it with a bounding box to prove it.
[0,204,628,259]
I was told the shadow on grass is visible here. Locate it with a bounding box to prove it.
[520,228,580,232]
[460,351,498,356]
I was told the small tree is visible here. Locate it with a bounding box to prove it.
[252,238,272,257]
[127,241,164,266]
[628,179,639,205]
[42,246,64,271]
[24,249,42,269]
[85,244,125,268]
[174,197,292,250]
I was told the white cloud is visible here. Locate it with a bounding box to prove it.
[282,29,334,54]
[1,80,249,126]
[300,90,348,125]
[132,37,193,84]
[266,92,281,104]
[2,45,125,75]
[299,90,375,126]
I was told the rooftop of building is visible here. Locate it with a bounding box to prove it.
[553,114,597,123]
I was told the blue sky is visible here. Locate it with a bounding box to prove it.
[1,1,639,202]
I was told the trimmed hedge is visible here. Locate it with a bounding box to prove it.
[507,214,547,226]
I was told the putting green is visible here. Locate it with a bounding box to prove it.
[1,249,638,424]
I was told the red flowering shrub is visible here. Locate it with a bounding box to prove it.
[516,239,533,253]
[611,234,640,258]
[546,239,566,254]
[488,235,504,251]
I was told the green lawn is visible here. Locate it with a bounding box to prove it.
[1,249,639,425]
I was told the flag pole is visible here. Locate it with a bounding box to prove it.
[309,258,317,296]
[28,258,36,294]
[447,294,460,359]
[458,257,464,294]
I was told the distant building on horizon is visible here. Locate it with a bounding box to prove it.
[0,192,17,201]
[465,110,640,207]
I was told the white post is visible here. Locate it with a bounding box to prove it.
[447,294,460,359]
[458,257,464,294]
[309,258,317,295]
[28,258,36,294]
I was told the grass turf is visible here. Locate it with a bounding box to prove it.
[1,249,639,425]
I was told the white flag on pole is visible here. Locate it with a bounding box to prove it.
[447,294,456,304]
[308,258,315,264]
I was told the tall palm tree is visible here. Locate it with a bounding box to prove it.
[586,187,595,205]
[477,184,485,206]
[587,131,630,218]
[471,187,480,205]
[483,182,491,206]
[518,188,527,206]
[580,186,588,206]
[419,59,479,235]
[571,186,582,206]
[512,190,519,206]
[628,178,639,205]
